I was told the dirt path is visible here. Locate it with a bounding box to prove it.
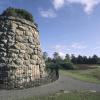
[0,74,100,100]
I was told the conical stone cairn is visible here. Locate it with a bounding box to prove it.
[0,8,48,89]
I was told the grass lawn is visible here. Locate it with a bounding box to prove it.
[17,90,100,100]
[60,64,100,84]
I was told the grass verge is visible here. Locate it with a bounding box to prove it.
[60,65,100,84]
[17,90,100,100]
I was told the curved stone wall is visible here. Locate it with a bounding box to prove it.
[0,16,47,89]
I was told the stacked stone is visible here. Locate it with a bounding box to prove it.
[0,16,47,89]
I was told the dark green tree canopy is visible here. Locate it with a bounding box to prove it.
[1,7,34,22]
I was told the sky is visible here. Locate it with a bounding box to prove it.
[0,0,100,57]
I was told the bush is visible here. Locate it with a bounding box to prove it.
[1,7,34,22]
[46,62,60,69]
[46,60,75,70]
[61,62,75,70]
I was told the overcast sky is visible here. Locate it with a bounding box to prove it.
[0,0,100,57]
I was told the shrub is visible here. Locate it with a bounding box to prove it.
[1,7,34,22]
[46,62,60,69]
[61,62,75,70]
[46,61,75,70]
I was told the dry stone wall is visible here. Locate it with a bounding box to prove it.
[0,16,47,89]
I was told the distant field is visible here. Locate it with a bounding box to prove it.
[60,64,100,84]
[18,90,100,100]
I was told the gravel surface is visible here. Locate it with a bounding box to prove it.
[0,74,100,100]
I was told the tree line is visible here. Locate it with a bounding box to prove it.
[43,52,100,70]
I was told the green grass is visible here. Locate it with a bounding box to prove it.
[60,65,100,84]
[17,90,100,100]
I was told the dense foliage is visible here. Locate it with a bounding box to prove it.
[43,52,100,70]
[1,7,34,22]
[71,55,100,64]
[43,52,75,70]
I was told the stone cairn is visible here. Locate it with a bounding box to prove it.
[0,16,48,89]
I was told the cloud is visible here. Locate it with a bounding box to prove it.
[94,46,100,50]
[54,45,66,51]
[52,0,100,14]
[53,45,66,58]
[71,42,87,49]
[54,42,87,51]
[53,42,87,56]
[52,0,65,9]
[39,8,57,18]
[59,52,66,58]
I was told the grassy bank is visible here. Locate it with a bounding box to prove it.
[17,90,100,100]
[60,64,100,84]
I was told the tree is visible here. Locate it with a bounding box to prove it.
[83,56,88,64]
[91,55,99,64]
[97,58,100,64]
[71,54,77,64]
[53,52,63,63]
[77,55,83,64]
[65,54,70,62]
[53,52,59,60]
[43,52,48,61]
[88,56,92,64]
[61,62,75,70]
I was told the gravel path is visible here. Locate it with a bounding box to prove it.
[0,74,100,100]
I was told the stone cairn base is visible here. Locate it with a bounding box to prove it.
[0,16,59,89]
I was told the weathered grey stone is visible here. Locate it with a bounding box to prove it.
[20,50,26,54]
[0,52,6,56]
[37,59,41,64]
[1,39,7,44]
[25,31,33,36]
[8,32,15,36]
[34,50,38,55]
[0,32,3,35]
[0,16,47,89]
[0,57,7,63]
[8,42,15,47]
[24,54,30,60]
[0,48,6,52]
[13,59,23,65]
[7,35,13,40]
[28,37,34,43]
[18,53,24,58]
[29,44,35,49]
[10,75,15,80]
[27,47,33,54]
[16,36,23,42]
[0,63,6,67]
[30,55,37,60]
[14,43,26,50]
[10,22,18,31]
[30,60,36,65]
[11,53,18,58]
[9,49,19,54]
[18,25,26,31]
[23,60,30,66]
[16,30,24,36]
[3,27,8,31]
